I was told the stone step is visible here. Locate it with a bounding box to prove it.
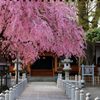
[27,76,57,82]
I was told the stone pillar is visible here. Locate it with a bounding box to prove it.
[75,87,79,100]
[12,59,22,80]
[80,90,84,100]
[57,62,63,88]
[0,93,4,100]
[9,88,13,100]
[57,62,63,80]
[86,93,91,100]
[95,97,100,100]
[5,90,9,100]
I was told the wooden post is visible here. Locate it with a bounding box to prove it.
[55,56,57,72]
[27,61,31,75]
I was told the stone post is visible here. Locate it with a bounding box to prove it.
[75,87,79,100]
[68,84,71,99]
[63,81,66,94]
[58,63,62,79]
[71,86,75,100]
[16,84,18,99]
[66,83,68,96]
[22,73,26,80]
[0,93,5,100]
[21,82,22,94]
[23,80,25,91]
[13,86,16,100]
[20,82,23,94]
[75,75,77,81]
[81,80,85,88]
[80,90,84,100]
[86,93,91,100]
[79,75,81,88]
[9,88,13,100]
[95,97,100,100]
[61,81,63,91]
[75,75,78,86]
[9,73,12,77]
[18,83,20,96]
[59,80,61,90]
[25,78,27,88]
[5,90,9,100]
[57,62,63,88]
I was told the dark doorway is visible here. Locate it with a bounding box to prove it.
[30,56,52,69]
[97,57,100,67]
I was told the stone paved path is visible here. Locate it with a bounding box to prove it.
[17,82,69,100]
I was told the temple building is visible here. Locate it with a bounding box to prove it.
[9,42,100,76]
[95,41,100,75]
[26,52,98,76]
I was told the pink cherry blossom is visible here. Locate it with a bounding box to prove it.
[0,0,86,64]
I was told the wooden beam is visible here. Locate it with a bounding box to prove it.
[55,56,57,72]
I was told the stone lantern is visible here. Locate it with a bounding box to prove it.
[0,61,11,92]
[12,59,22,80]
[61,56,73,80]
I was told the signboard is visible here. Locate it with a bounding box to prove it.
[84,67,92,74]
[81,64,95,85]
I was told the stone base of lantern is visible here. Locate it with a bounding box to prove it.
[63,68,71,80]
[13,67,22,80]
[58,73,62,80]
[15,71,20,80]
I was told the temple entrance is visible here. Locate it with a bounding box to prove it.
[30,56,54,76]
[31,56,52,69]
